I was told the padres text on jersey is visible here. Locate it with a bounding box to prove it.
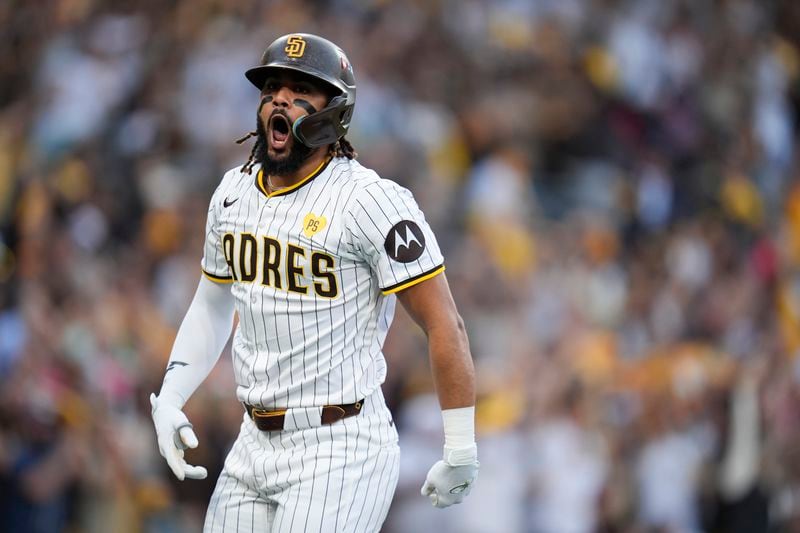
[200,157,444,410]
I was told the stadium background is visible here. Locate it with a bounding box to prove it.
[1,0,800,531]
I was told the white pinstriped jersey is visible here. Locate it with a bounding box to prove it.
[201,157,444,409]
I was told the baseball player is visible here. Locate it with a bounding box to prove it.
[149,33,479,533]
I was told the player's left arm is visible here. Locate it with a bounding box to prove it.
[396,273,475,409]
[396,272,479,509]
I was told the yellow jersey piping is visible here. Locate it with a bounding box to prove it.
[202,269,234,284]
[381,265,445,295]
[255,157,331,198]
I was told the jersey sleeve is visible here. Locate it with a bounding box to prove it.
[345,179,444,294]
[200,175,234,284]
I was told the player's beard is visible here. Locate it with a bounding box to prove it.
[255,112,313,177]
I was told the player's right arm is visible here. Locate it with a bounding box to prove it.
[150,174,237,480]
[150,276,235,479]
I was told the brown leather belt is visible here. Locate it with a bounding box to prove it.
[244,400,364,431]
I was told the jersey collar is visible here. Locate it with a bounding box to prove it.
[255,157,332,198]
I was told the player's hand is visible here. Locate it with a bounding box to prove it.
[421,445,479,508]
[149,393,208,480]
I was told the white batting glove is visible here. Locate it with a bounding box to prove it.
[421,444,479,508]
[149,393,208,480]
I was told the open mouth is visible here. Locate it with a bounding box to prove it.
[269,114,291,149]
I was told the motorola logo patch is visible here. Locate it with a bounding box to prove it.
[385,220,425,263]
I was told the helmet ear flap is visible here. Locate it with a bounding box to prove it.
[340,106,354,126]
[291,116,311,145]
[291,95,352,148]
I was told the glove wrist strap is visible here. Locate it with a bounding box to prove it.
[155,389,187,410]
[444,443,478,466]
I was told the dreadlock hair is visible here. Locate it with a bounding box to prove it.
[330,137,358,160]
[236,130,260,174]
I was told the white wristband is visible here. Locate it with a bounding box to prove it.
[442,406,477,466]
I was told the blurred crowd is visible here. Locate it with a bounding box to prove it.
[1,0,800,531]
